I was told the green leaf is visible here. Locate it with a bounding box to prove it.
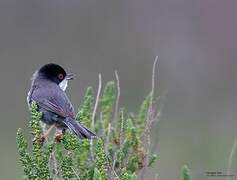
[182,165,190,180]
[148,154,158,167]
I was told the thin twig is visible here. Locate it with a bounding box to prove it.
[41,123,61,180]
[119,109,124,147]
[147,95,165,135]
[140,90,167,142]
[226,137,237,180]
[145,56,159,149]
[142,56,159,139]
[150,56,159,108]
[92,74,102,129]
[72,167,80,180]
[108,159,119,179]
[113,70,120,122]
[110,71,121,179]
[140,56,159,180]
[90,139,95,162]
[89,74,102,164]
[51,149,60,180]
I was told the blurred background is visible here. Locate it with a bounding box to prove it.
[0,0,237,179]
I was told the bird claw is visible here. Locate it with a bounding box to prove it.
[54,133,64,143]
[33,125,55,144]
[32,134,46,145]
[39,134,47,144]
[39,134,47,142]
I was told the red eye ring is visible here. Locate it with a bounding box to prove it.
[58,73,64,80]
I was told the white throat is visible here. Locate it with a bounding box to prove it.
[59,79,68,91]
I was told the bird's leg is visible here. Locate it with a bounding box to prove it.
[54,129,65,143]
[40,124,55,142]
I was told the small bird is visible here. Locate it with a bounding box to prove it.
[27,63,96,141]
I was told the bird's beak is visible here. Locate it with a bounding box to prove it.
[66,73,75,80]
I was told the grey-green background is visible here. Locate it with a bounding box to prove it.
[0,0,237,179]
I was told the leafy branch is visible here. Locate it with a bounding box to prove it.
[16,58,164,179]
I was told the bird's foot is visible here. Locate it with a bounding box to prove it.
[33,125,55,144]
[40,133,47,144]
[54,132,64,143]
[32,133,46,145]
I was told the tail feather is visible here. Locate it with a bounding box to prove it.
[63,117,96,139]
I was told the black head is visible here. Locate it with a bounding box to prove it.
[38,63,68,84]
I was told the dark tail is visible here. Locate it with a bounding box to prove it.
[63,117,96,139]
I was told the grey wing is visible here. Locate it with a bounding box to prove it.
[31,85,75,118]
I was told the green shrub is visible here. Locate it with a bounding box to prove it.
[16,61,162,179]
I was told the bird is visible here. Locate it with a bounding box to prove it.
[27,63,96,141]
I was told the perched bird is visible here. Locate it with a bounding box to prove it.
[27,63,96,141]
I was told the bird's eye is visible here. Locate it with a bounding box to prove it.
[58,73,64,80]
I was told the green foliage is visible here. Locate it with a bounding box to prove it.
[29,101,43,136]
[95,139,108,180]
[16,129,34,179]
[182,165,190,180]
[137,94,151,135]
[61,153,75,179]
[17,81,160,179]
[100,81,116,132]
[148,154,158,167]
[76,87,94,128]
[121,172,137,180]
[16,102,53,180]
